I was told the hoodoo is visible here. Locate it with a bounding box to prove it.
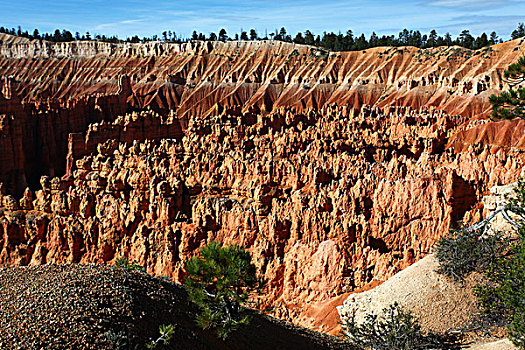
[1,32,525,338]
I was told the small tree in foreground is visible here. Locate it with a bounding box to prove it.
[434,225,510,280]
[476,230,525,349]
[184,242,258,339]
[115,257,145,272]
[146,324,176,349]
[342,303,459,349]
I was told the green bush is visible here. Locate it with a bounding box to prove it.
[435,177,525,349]
[115,257,145,272]
[476,229,525,348]
[184,242,258,339]
[476,179,525,349]
[506,177,525,216]
[434,225,510,280]
[146,324,176,349]
[342,302,459,350]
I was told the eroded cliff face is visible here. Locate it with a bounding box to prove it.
[1,34,523,195]
[0,105,524,332]
[2,33,524,118]
[1,34,525,333]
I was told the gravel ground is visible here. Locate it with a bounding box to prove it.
[0,264,352,350]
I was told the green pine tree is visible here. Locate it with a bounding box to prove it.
[490,56,525,120]
[184,242,258,339]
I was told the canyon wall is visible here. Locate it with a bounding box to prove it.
[0,105,524,332]
[1,34,525,332]
[1,33,524,196]
[1,33,524,118]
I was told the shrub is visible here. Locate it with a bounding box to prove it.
[184,242,258,339]
[435,178,525,349]
[475,179,525,349]
[101,330,130,349]
[434,225,510,280]
[476,226,525,348]
[146,324,176,349]
[115,257,145,272]
[506,177,525,217]
[342,302,459,350]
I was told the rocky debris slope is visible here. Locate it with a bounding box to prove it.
[338,254,479,333]
[0,104,523,332]
[337,254,516,349]
[467,339,516,350]
[0,263,349,350]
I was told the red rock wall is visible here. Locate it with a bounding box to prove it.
[1,34,525,333]
[0,75,132,195]
[64,110,184,177]
[449,118,525,152]
[1,34,523,195]
[0,106,523,332]
[1,34,523,119]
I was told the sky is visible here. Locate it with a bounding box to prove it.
[0,0,523,40]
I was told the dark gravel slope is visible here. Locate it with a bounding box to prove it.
[0,264,351,350]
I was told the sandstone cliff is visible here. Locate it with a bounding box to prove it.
[0,105,523,332]
[1,33,523,195]
[1,33,524,118]
[1,34,524,333]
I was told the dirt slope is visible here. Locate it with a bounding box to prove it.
[0,263,350,350]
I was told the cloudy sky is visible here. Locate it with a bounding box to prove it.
[0,0,523,40]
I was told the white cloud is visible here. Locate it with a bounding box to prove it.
[426,0,512,8]
[94,18,146,31]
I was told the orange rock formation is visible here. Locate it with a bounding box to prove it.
[1,33,525,333]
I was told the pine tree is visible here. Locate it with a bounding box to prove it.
[304,30,315,45]
[249,29,257,40]
[427,30,438,48]
[184,242,258,339]
[490,56,525,119]
[476,178,525,349]
[512,23,525,40]
[459,30,474,49]
[489,32,499,45]
[475,33,489,49]
[219,28,227,41]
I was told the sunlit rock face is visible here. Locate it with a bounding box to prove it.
[1,33,524,333]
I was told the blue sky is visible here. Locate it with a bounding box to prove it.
[0,0,523,39]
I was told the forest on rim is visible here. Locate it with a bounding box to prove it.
[1,23,525,52]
